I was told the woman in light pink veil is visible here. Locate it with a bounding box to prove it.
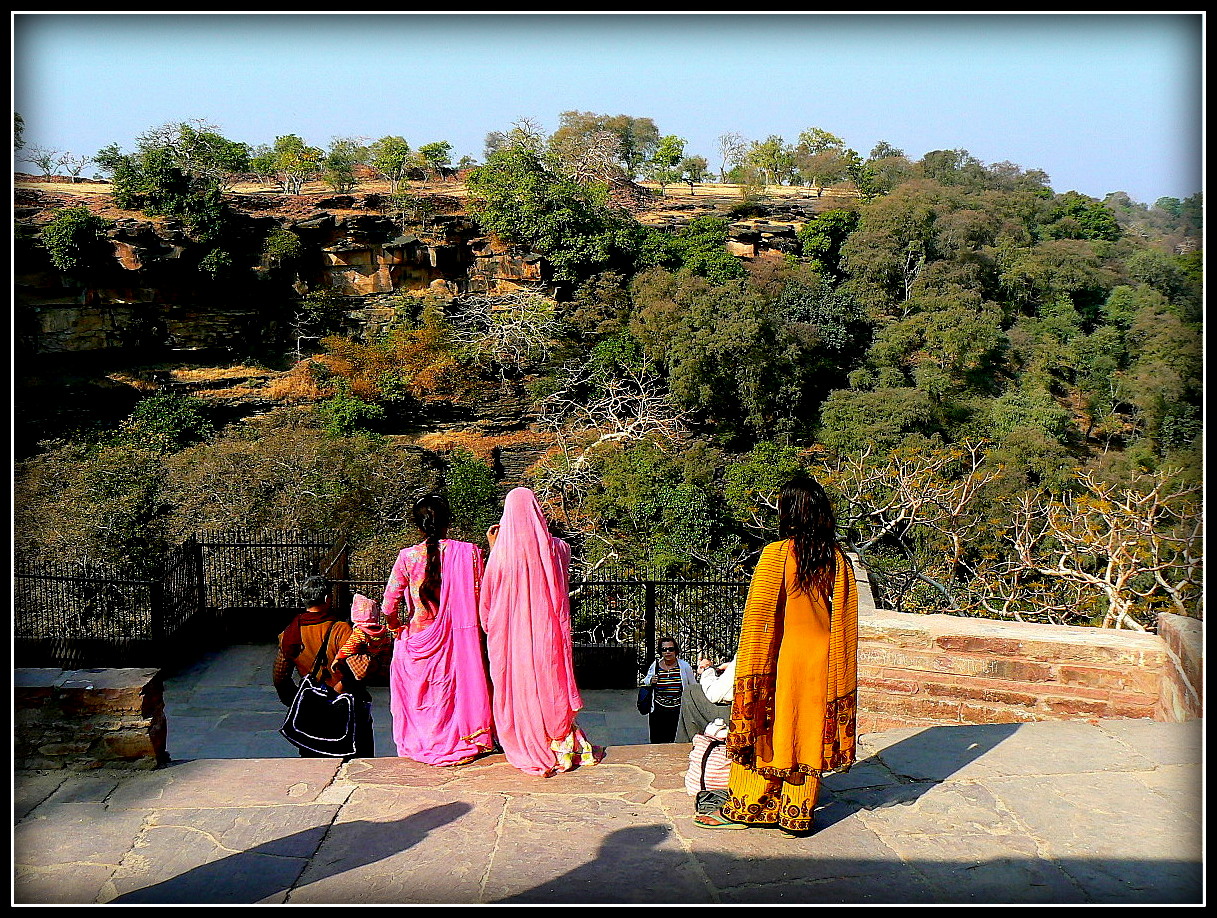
[383,494,494,766]
[481,487,598,777]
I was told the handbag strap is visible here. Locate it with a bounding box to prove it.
[699,737,724,791]
[309,621,339,682]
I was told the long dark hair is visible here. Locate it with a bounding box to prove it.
[413,495,451,612]
[778,474,839,597]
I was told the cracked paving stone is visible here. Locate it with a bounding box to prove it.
[485,795,709,903]
[878,833,1083,903]
[105,758,342,809]
[106,804,340,904]
[290,787,503,904]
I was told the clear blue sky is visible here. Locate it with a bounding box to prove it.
[12,12,1205,206]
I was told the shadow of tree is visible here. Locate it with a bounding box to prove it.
[111,802,471,904]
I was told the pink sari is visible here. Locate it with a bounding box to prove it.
[384,539,494,766]
[480,488,597,777]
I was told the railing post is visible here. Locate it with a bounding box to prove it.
[644,580,656,667]
[150,579,164,652]
[192,536,206,620]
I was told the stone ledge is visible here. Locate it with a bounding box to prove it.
[14,668,166,770]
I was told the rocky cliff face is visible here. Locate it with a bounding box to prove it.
[14,188,554,359]
[14,181,820,359]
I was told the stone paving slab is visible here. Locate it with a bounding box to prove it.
[12,719,1204,905]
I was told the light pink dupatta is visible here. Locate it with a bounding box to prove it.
[481,488,594,776]
[389,539,494,766]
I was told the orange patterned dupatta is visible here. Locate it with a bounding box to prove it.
[726,540,859,778]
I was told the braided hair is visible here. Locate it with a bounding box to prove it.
[413,495,452,612]
[778,475,839,598]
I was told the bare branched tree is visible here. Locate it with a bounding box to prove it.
[716,131,748,182]
[549,129,625,185]
[825,444,1202,628]
[988,469,1202,630]
[449,293,560,382]
[58,152,93,183]
[529,355,689,537]
[23,146,62,180]
[822,440,1002,611]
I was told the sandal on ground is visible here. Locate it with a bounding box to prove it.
[695,810,747,830]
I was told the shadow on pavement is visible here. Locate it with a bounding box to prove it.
[503,824,1201,904]
[815,722,1023,828]
[111,802,471,904]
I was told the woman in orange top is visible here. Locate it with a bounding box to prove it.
[273,574,374,758]
[696,474,859,835]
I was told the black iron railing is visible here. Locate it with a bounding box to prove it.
[14,535,752,679]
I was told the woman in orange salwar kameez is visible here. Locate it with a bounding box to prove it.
[696,474,858,835]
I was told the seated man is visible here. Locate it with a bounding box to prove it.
[675,652,736,743]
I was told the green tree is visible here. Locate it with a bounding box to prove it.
[416,140,453,179]
[797,209,859,280]
[645,134,686,194]
[986,382,1072,444]
[119,392,215,451]
[839,181,945,313]
[679,154,709,191]
[251,134,325,195]
[862,292,1008,400]
[582,437,739,572]
[367,135,413,192]
[629,268,838,445]
[722,440,809,538]
[388,189,439,232]
[262,225,303,268]
[746,135,795,186]
[317,383,388,437]
[444,448,500,543]
[551,111,660,179]
[817,386,939,454]
[135,120,251,191]
[95,123,244,243]
[465,145,644,288]
[794,127,852,193]
[644,216,748,285]
[919,149,987,188]
[869,140,904,160]
[323,136,367,193]
[1045,191,1122,242]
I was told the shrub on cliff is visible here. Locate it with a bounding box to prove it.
[39,206,114,280]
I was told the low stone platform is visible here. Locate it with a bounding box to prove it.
[14,718,1203,904]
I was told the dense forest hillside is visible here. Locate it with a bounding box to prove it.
[12,117,1203,632]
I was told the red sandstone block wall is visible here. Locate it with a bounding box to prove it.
[846,557,1201,732]
[854,607,1197,733]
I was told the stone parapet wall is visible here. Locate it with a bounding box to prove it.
[856,610,1168,733]
[1154,611,1203,722]
[14,668,167,770]
[848,558,1202,732]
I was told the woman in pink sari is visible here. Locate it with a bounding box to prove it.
[481,487,598,777]
[382,495,494,766]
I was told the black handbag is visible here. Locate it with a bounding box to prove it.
[280,622,358,757]
[636,683,653,715]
